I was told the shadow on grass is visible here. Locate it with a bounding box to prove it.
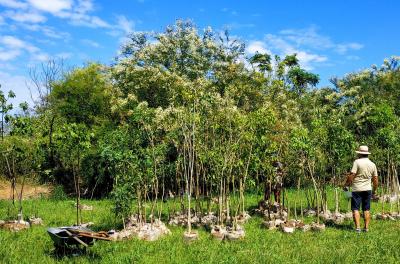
[247,204,260,215]
[46,245,102,261]
[325,221,354,231]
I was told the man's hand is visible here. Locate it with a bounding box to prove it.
[372,175,378,191]
[371,175,379,201]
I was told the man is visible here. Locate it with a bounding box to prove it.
[264,161,284,204]
[344,145,379,233]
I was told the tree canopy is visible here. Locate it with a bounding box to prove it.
[1,21,399,220]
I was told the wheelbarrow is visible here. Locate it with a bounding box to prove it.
[47,226,111,251]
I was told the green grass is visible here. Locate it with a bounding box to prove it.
[1,190,400,264]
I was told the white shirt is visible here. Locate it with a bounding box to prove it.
[351,157,378,192]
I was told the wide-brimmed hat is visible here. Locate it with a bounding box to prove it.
[355,145,371,155]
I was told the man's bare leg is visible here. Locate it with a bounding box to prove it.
[353,210,361,229]
[364,210,370,230]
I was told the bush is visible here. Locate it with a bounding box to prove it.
[50,185,68,201]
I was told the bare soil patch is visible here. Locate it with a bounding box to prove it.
[0,178,51,200]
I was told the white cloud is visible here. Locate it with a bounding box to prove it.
[4,9,47,23]
[22,24,70,39]
[76,0,94,14]
[265,34,328,70]
[0,70,32,105]
[1,35,26,49]
[35,0,109,29]
[0,0,138,68]
[0,62,15,70]
[108,15,136,43]
[246,40,270,54]
[89,16,110,27]
[0,0,135,38]
[82,39,100,48]
[55,52,72,59]
[0,49,21,61]
[295,51,327,70]
[27,0,72,14]
[1,35,39,53]
[248,33,328,70]
[264,33,293,53]
[68,13,111,28]
[346,55,360,61]
[55,0,111,29]
[1,0,111,29]
[36,39,56,45]
[278,26,363,55]
[335,43,364,55]
[0,35,45,62]
[297,51,327,63]
[247,26,363,70]
[220,7,238,16]
[0,0,27,9]
[279,26,333,50]
[117,15,135,35]
[224,22,255,30]
[30,52,49,62]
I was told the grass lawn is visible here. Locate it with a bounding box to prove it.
[1,190,400,264]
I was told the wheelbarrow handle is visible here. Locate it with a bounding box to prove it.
[64,229,89,247]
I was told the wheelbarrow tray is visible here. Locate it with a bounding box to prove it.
[47,226,95,248]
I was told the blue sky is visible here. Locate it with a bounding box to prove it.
[0,0,399,107]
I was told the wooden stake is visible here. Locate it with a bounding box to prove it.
[300,194,304,221]
[381,186,385,214]
[335,188,339,214]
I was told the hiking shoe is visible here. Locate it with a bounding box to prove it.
[355,228,361,233]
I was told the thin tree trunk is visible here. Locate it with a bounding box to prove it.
[73,164,79,225]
